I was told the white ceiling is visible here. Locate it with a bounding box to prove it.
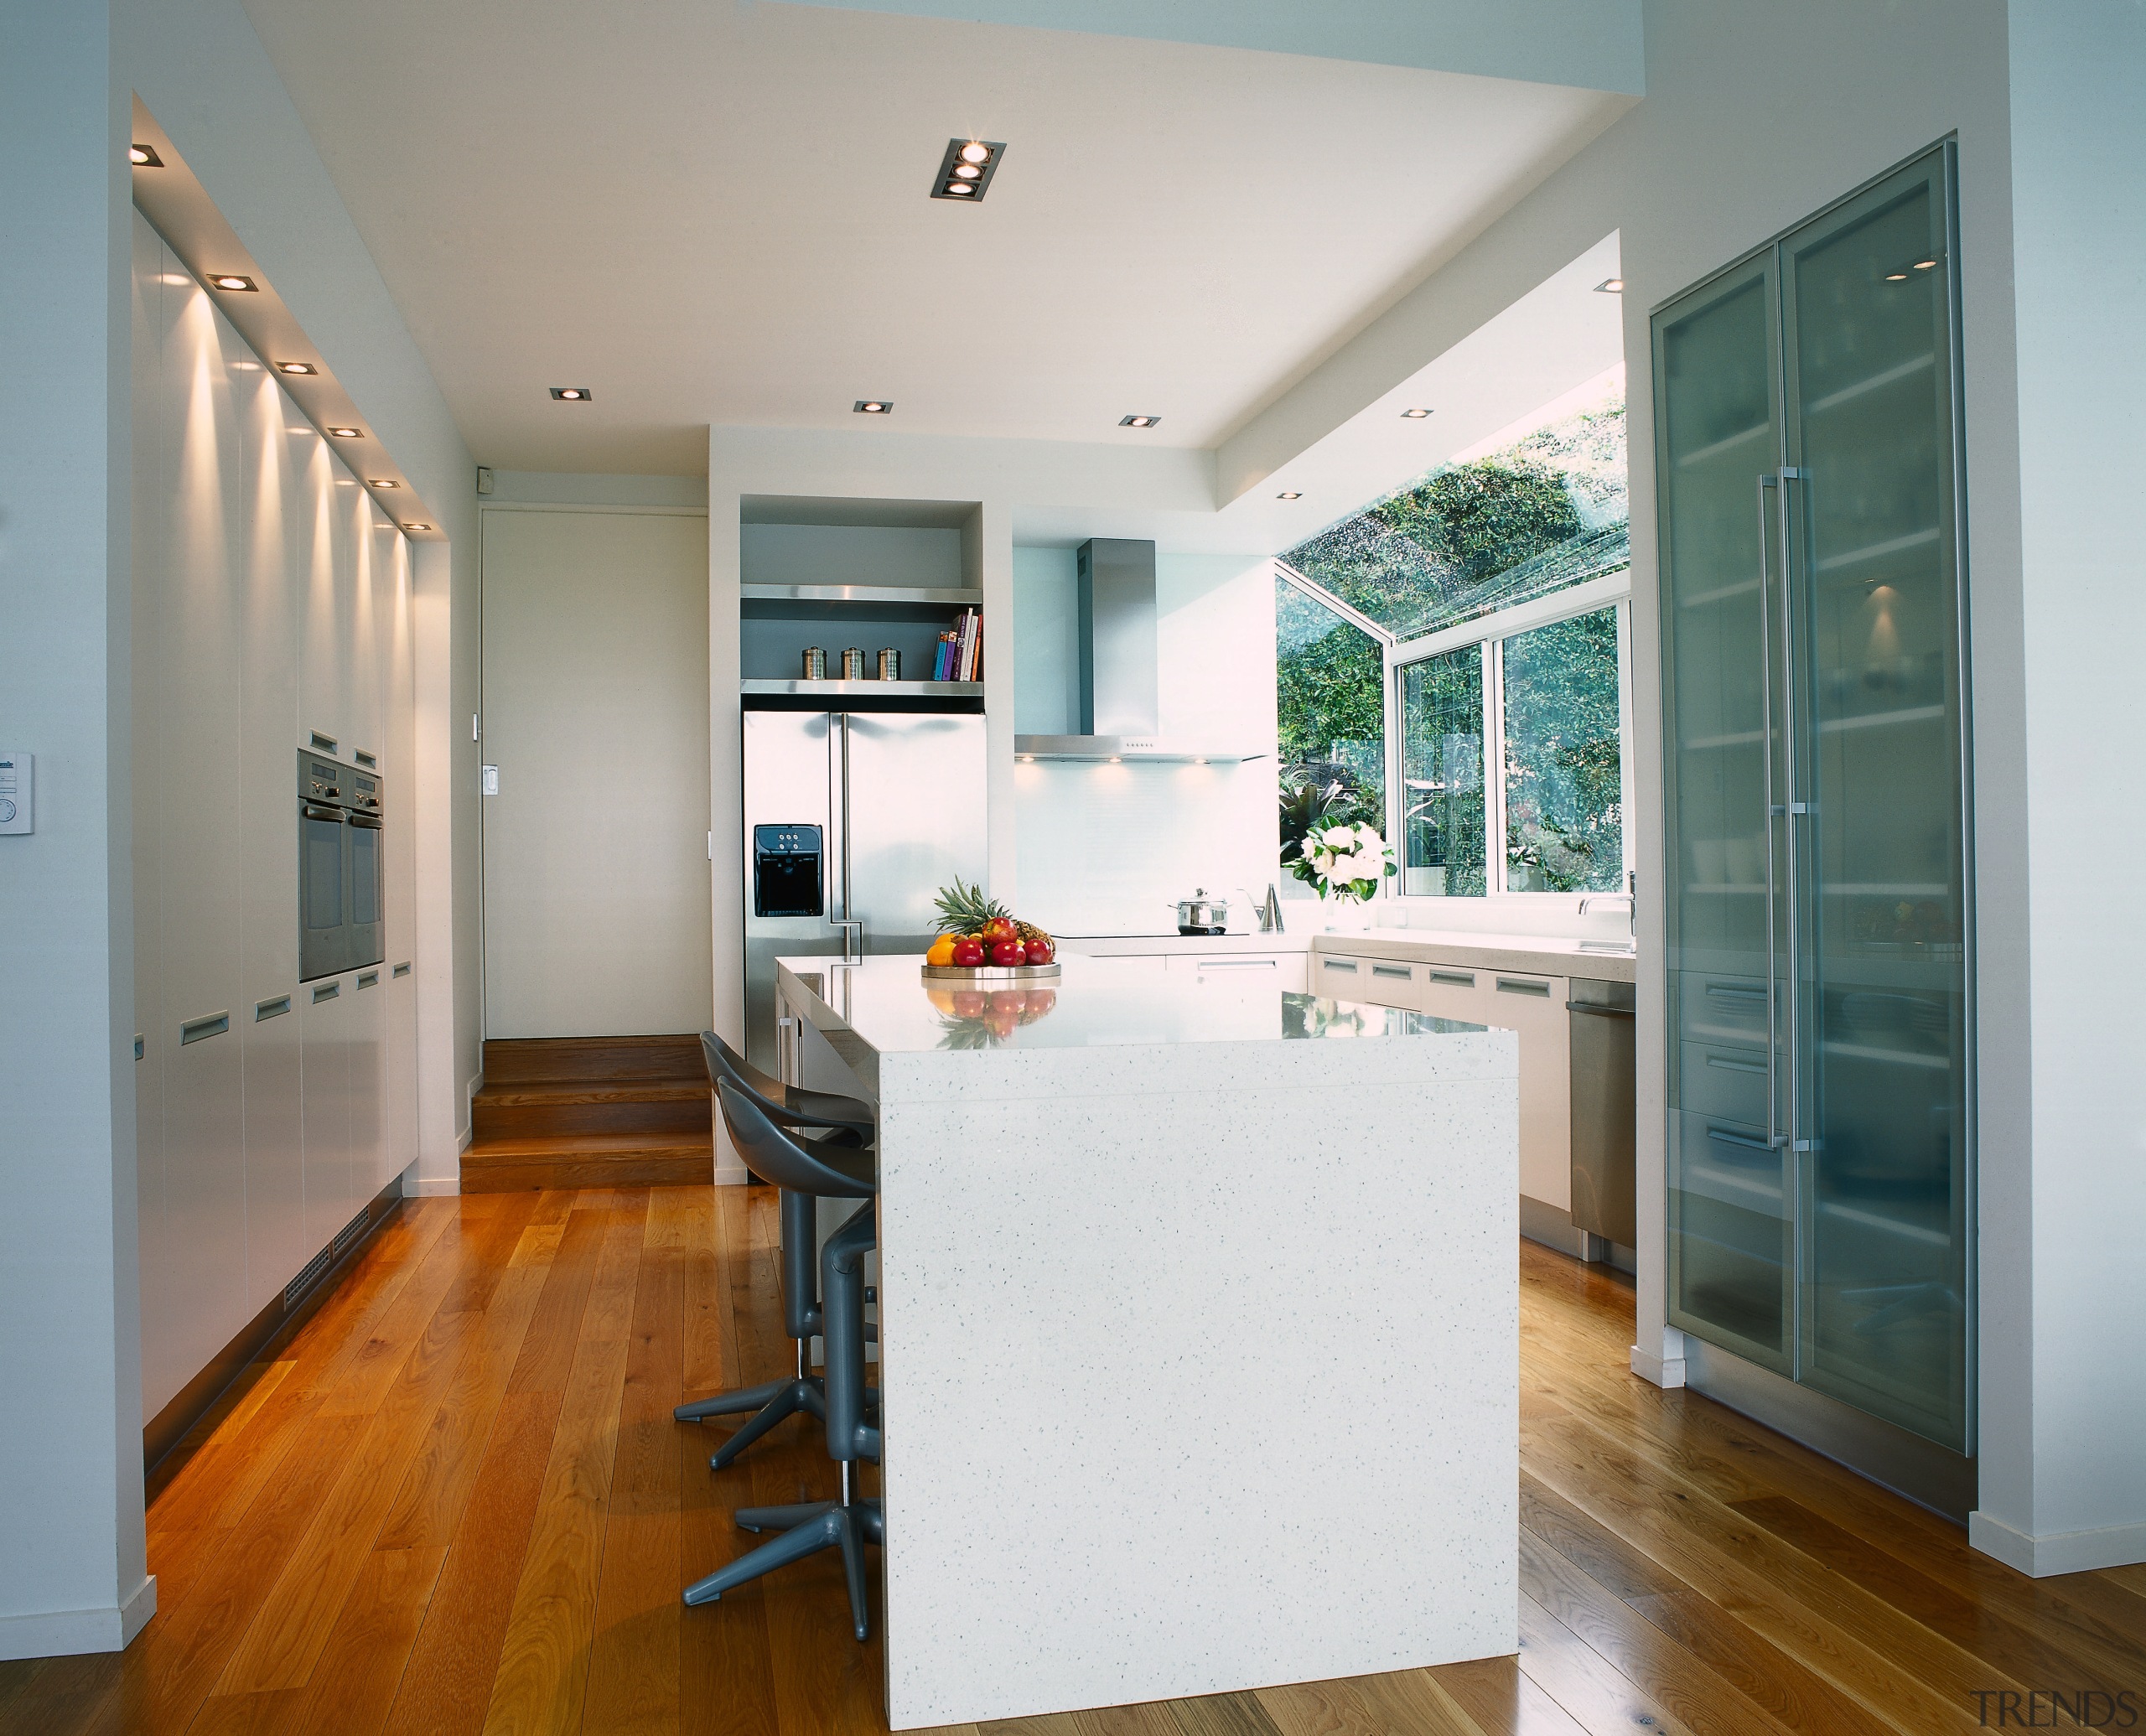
[238,1,1628,474]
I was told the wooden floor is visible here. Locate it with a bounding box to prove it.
[4,1188,2141,1736]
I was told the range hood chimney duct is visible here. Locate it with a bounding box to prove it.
[1077,537,1158,737]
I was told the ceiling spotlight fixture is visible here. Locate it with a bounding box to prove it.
[327,426,363,438]
[209,274,258,292]
[130,143,163,167]
[1277,491,1303,500]
[549,386,593,402]
[1884,271,1910,282]
[1399,407,1432,419]
[854,400,892,414]
[277,361,316,376]
[1594,277,1625,293]
[402,523,432,532]
[1913,257,1938,270]
[369,479,400,489]
[932,137,1005,202]
[1118,414,1160,428]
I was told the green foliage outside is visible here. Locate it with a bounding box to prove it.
[1501,608,1623,893]
[1275,577,1383,863]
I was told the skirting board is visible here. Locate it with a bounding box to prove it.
[1970,1509,2146,1577]
[0,1573,156,1661]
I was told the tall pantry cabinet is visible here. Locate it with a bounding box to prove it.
[1652,146,1974,1512]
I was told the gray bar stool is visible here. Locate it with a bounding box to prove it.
[684,1080,882,1640]
[673,1034,875,1470]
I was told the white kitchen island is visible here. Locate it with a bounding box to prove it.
[771,953,1519,1729]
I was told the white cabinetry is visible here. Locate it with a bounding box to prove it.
[1164,951,1306,992]
[1310,951,1422,1009]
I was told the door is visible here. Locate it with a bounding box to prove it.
[481,508,712,1037]
[840,712,987,956]
[1655,249,1794,1374]
[1778,147,1971,1452]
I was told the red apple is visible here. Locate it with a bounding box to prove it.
[951,937,985,967]
[1024,938,1055,965]
[990,937,1026,967]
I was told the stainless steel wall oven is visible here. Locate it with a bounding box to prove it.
[298,749,385,981]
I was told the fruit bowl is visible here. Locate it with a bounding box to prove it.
[921,961,1062,983]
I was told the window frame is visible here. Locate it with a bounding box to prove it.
[1385,569,1635,901]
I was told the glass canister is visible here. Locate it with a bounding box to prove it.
[801,646,827,680]
[840,648,865,681]
[878,648,901,681]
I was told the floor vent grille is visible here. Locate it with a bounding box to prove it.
[330,1206,371,1258]
[283,1244,333,1310]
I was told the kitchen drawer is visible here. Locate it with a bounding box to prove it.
[1166,952,1304,992]
[1417,964,1482,1024]
[1311,951,1419,1010]
[1677,971,1770,1048]
[1679,1039,1770,1125]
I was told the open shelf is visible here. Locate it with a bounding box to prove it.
[741,583,982,623]
[1676,421,1771,469]
[1815,525,1939,576]
[1804,351,1934,416]
[743,678,981,701]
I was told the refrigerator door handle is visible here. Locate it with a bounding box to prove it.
[1757,472,1784,1152]
[1776,466,1814,1154]
[829,713,862,963]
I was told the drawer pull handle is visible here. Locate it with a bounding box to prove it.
[179,1011,231,1045]
[1428,970,1475,987]
[1371,964,1411,979]
[391,961,412,978]
[356,970,380,989]
[1199,958,1275,970]
[1496,977,1551,997]
[312,982,340,1003]
[255,995,292,1022]
[1322,958,1359,972]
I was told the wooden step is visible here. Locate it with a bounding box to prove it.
[481,1033,705,1086]
[460,1131,713,1194]
[469,1077,711,1141]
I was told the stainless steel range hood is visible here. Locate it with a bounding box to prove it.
[1013,538,1265,764]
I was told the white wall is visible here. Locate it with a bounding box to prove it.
[1968,0,2146,1576]
[1012,548,1279,935]
[131,214,420,1418]
[0,0,153,1664]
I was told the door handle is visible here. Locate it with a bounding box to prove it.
[301,804,345,822]
[832,919,863,964]
[1756,471,1784,1150]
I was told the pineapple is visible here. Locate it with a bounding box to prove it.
[932,876,1008,937]
[1015,919,1053,949]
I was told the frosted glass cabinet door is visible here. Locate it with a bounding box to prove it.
[1779,148,1970,1452]
[1653,251,1791,1373]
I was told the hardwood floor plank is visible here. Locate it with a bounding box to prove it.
[1074,1702,1182,1736]
[505,1209,610,1396]
[1424,1656,1590,1736]
[476,1332,633,1736]
[1515,1587,1724,1736]
[378,1386,565,1736]
[315,1206,488,1417]
[581,1230,688,1735]
[1345,1667,1489,1736]
[1519,1476,1887,1735]
[1253,1677,1387,1736]
[1164,1691,1287,1736]
[214,1301,481,1692]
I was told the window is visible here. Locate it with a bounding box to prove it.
[1279,367,1632,898]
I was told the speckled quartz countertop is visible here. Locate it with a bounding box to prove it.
[770,952,1520,1729]
[1314,927,1640,983]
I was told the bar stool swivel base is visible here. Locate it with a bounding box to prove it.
[683,1474,884,1641]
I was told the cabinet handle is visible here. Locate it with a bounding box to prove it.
[356,970,380,989]
[1567,1002,1634,1018]
[312,981,340,1003]
[1321,958,1359,972]
[1495,977,1551,997]
[255,995,292,1022]
[1428,970,1475,987]
[1199,958,1275,970]
[1371,964,1411,979]
[179,1011,231,1045]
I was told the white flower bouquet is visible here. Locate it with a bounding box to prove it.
[1288,821,1396,904]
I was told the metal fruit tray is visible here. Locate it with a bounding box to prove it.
[920,962,1062,983]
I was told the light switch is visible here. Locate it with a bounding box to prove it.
[0,751,30,833]
[481,764,500,796]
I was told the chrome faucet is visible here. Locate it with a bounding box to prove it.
[1578,871,1637,940]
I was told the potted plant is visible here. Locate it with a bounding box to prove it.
[1288,820,1396,907]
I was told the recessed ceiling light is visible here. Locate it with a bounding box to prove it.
[1594,277,1625,293]
[402,523,432,532]
[327,427,363,438]
[1884,271,1910,282]
[1399,407,1432,419]
[549,386,593,402]
[1119,414,1161,428]
[1277,491,1302,500]
[209,274,257,292]
[369,479,400,489]
[854,400,892,414]
[1913,258,1937,270]
[1019,754,1034,764]
[277,361,316,375]
[932,138,1004,202]
[130,143,163,168]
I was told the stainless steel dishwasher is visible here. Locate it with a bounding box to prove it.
[1568,977,1636,1252]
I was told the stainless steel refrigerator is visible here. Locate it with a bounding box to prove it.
[741,709,987,1070]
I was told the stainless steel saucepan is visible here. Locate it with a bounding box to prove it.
[1170,888,1230,935]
